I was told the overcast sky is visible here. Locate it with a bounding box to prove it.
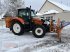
[24,0,46,11]
[24,0,70,11]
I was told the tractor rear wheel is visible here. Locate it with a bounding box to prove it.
[32,25,46,38]
[11,21,24,35]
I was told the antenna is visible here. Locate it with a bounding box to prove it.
[29,5,32,19]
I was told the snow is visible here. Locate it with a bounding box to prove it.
[49,0,70,8]
[0,20,70,52]
[43,10,59,15]
[33,43,70,52]
[36,13,43,16]
[0,25,57,52]
[48,0,70,11]
[63,25,70,29]
[61,25,70,36]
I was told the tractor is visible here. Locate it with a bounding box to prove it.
[5,6,63,41]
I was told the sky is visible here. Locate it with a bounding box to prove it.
[24,0,46,11]
[24,0,70,11]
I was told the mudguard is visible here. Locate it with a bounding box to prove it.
[5,17,25,28]
[12,17,25,24]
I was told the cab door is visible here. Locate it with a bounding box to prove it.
[18,9,30,23]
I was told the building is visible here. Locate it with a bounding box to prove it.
[39,0,70,22]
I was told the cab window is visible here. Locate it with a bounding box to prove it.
[18,10,27,17]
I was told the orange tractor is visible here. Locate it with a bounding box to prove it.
[5,6,63,42]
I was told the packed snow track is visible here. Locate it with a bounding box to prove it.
[0,24,70,52]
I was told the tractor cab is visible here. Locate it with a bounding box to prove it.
[18,7,36,22]
[5,6,62,42]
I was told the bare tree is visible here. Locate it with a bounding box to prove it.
[0,0,25,17]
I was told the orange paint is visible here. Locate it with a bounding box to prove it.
[13,17,25,24]
[5,17,13,28]
[5,17,25,28]
[32,18,43,25]
[56,18,62,41]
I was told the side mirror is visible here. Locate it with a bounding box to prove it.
[36,12,37,14]
[36,11,38,14]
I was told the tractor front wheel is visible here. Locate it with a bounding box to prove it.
[32,25,46,38]
[11,22,24,35]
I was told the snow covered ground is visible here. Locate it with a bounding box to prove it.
[0,21,70,52]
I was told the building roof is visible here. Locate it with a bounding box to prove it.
[36,13,43,16]
[39,0,70,12]
[43,10,59,15]
[48,0,70,11]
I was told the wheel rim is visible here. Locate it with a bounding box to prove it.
[35,28,43,36]
[13,23,21,33]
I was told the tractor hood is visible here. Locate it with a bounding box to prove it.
[32,16,42,20]
[32,17,43,25]
[33,16,42,20]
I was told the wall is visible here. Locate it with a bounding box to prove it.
[43,11,70,22]
[54,12,70,22]
[39,1,63,14]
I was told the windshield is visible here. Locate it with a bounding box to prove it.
[18,9,36,17]
[31,10,36,17]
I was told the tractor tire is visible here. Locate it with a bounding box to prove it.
[32,25,46,38]
[11,21,24,35]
